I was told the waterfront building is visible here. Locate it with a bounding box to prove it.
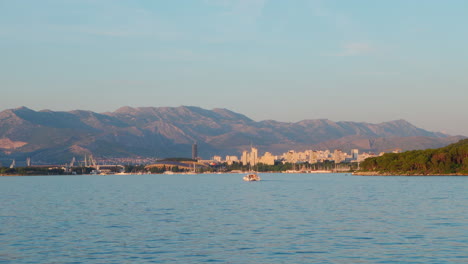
[309,151,319,164]
[225,155,239,165]
[250,147,258,166]
[214,147,379,167]
[259,152,275,165]
[284,150,299,163]
[240,147,259,166]
[297,151,309,162]
[333,150,346,163]
[241,150,249,165]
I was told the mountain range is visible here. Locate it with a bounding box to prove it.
[0,106,464,165]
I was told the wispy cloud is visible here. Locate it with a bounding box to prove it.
[356,70,399,76]
[205,0,267,14]
[321,42,375,57]
[338,42,374,56]
[308,0,376,58]
[141,49,213,63]
[203,0,267,24]
[308,0,356,34]
[200,0,268,43]
[78,25,181,40]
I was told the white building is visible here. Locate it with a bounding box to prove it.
[241,147,259,166]
[241,150,249,165]
[225,155,239,165]
[259,152,275,165]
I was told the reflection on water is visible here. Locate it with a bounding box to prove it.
[1,173,467,263]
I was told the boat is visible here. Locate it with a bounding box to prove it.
[243,173,261,181]
[243,145,261,181]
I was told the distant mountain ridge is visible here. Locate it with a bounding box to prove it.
[0,106,464,164]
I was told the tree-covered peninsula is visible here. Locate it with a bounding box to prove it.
[358,139,468,175]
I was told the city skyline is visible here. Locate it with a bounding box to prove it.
[1,0,467,135]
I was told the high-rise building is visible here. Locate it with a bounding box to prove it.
[241,150,249,165]
[250,147,258,166]
[192,142,198,160]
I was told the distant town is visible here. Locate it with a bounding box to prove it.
[1,142,401,176]
[213,145,385,166]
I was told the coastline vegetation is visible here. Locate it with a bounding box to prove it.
[358,139,468,175]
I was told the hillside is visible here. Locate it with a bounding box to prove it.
[0,106,464,164]
[358,139,468,175]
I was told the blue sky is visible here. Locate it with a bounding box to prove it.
[1,0,467,135]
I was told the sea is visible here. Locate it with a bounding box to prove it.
[1,173,467,263]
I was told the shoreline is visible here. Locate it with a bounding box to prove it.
[1,171,345,177]
[353,171,468,176]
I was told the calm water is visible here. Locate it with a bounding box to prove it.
[1,173,467,263]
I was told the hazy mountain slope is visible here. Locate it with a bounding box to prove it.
[0,106,463,164]
[308,135,465,154]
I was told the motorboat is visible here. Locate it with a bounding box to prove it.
[243,173,261,181]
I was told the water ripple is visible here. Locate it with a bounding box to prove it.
[1,173,467,263]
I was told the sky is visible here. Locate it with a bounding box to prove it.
[1,0,467,136]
